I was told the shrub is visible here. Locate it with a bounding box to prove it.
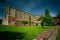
[21,20,28,26]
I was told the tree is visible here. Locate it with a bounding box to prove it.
[56,11,60,25]
[38,8,53,28]
[56,11,60,18]
[38,15,45,28]
[44,8,53,26]
[21,20,28,26]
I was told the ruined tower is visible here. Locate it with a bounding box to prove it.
[2,6,10,25]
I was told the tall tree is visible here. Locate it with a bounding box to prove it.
[38,15,45,28]
[38,8,53,28]
[44,8,53,26]
[56,11,60,25]
[57,11,60,18]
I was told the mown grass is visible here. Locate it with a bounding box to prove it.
[56,27,60,40]
[0,25,53,40]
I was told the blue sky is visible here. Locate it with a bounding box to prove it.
[0,0,60,18]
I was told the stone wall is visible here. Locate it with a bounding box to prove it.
[4,6,42,26]
[2,18,9,25]
[33,26,59,40]
[47,26,58,40]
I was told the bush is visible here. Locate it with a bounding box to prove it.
[0,19,2,25]
[36,23,38,26]
[21,20,28,26]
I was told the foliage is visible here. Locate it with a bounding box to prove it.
[36,23,38,26]
[38,8,54,28]
[56,10,60,25]
[0,19,2,25]
[21,20,28,26]
[56,28,60,40]
[44,8,53,26]
[56,11,60,18]
[38,15,46,28]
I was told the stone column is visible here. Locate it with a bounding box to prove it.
[29,15,31,26]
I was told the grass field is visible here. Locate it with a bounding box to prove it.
[0,25,53,40]
[56,27,60,40]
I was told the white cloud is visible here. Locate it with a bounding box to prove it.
[0,17,2,18]
[24,1,37,10]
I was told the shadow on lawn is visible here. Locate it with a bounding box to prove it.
[0,31,25,40]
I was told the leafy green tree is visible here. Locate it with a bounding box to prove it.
[21,20,28,26]
[38,15,45,28]
[38,8,54,28]
[44,8,53,26]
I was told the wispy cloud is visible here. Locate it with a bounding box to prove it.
[24,1,37,11]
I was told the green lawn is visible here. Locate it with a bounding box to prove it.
[56,27,60,40]
[0,25,53,40]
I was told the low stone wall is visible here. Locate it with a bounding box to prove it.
[33,26,59,40]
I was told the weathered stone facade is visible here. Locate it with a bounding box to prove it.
[2,6,42,26]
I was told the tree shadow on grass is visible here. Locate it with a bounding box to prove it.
[0,31,25,40]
